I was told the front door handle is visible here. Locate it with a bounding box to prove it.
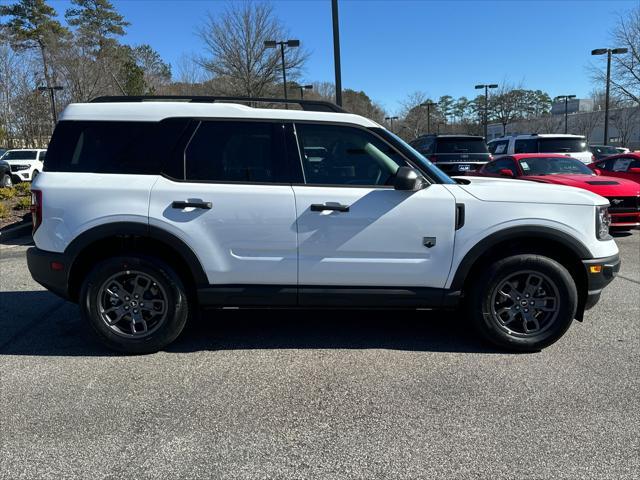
[171,200,213,210]
[310,203,350,212]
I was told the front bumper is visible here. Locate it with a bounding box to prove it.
[27,247,72,301]
[581,254,620,310]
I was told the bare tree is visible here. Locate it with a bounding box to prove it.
[610,106,639,146]
[197,1,307,97]
[571,111,602,141]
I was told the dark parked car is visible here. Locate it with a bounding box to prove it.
[589,144,620,161]
[1,159,12,187]
[409,134,491,174]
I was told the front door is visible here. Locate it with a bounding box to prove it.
[292,123,457,294]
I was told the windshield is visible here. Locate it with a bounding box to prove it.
[436,137,488,154]
[538,138,586,153]
[591,145,619,155]
[1,150,38,160]
[520,156,594,176]
[383,130,455,184]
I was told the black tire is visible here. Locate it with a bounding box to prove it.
[80,255,190,354]
[467,254,577,352]
[1,174,11,187]
[31,170,39,181]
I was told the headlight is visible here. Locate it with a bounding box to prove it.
[596,205,612,240]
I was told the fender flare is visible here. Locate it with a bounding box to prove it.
[449,226,592,291]
[65,222,208,286]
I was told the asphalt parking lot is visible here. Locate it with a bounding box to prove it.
[1,232,638,480]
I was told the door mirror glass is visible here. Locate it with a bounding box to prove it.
[394,166,425,191]
[499,168,514,177]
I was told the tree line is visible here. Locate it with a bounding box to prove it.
[0,0,637,148]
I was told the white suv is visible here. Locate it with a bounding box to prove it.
[27,96,619,354]
[488,134,594,164]
[1,148,46,181]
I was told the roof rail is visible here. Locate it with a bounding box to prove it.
[89,95,347,113]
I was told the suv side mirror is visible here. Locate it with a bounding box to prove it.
[593,168,602,176]
[499,168,514,177]
[394,167,425,191]
[628,167,640,174]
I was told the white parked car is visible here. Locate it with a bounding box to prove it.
[27,97,619,354]
[0,148,46,182]
[488,134,594,164]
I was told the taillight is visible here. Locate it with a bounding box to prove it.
[489,155,494,161]
[31,189,42,233]
[591,154,596,162]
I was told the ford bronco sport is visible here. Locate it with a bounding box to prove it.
[27,96,620,354]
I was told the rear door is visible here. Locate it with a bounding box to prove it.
[291,122,457,297]
[148,120,298,289]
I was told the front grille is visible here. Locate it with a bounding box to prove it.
[606,196,640,212]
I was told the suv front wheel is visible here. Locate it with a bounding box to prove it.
[468,254,578,352]
[80,256,189,353]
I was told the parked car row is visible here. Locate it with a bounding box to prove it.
[0,149,47,184]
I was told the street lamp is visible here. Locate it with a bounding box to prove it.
[331,0,343,107]
[264,39,300,104]
[37,85,64,126]
[592,47,628,145]
[291,84,313,99]
[555,95,576,134]
[385,116,399,131]
[474,83,498,139]
[420,101,436,135]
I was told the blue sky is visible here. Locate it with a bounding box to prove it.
[46,0,636,113]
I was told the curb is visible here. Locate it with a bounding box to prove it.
[0,220,32,243]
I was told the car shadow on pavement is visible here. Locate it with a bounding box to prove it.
[0,290,504,356]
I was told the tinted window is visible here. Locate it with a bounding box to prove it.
[2,150,38,160]
[185,121,285,183]
[488,140,509,155]
[538,138,586,153]
[435,137,488,154]
[514,139,537,154]
[45,120,189,174]
[296,123,404,186]
[519,157,593,175]
[484,158,518,175]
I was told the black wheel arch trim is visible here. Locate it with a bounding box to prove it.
[64,222,209,287]
[449,226,592,291]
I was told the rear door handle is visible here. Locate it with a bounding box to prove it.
[171,200,213,210]
[310,203,350,212]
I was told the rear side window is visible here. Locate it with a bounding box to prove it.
[435,138,488,154]
[538,138,586,153]
[184,121,287,183]
[514,139,538,154]
[45,120,189,174]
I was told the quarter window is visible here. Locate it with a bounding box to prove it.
[296,123,404,186]
[514,139,538,154]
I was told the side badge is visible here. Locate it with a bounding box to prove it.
[423,237,436,248]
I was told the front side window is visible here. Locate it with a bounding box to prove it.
[185,121,285,183]
[484,158,517,175]
[296,123,403,186]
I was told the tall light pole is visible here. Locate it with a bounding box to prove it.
[331,0,343,106]
[420,101,435,135]
[555,95,576,134]
[264,39,300,104]
[385,116,398,132]
[475,83,498,139]
[592,47,628,145]
[291,84,313,99]
[37,85,63,126]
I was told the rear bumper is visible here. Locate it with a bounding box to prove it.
[435,162,487,175]
[581,254,620,310]
[27,247,72,301]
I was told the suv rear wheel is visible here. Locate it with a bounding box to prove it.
[80,256,189,354]
[1,173,11,187]
[468,254,577,352]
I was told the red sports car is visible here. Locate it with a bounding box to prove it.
[588,153,640,184]
[474,153,640,228]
